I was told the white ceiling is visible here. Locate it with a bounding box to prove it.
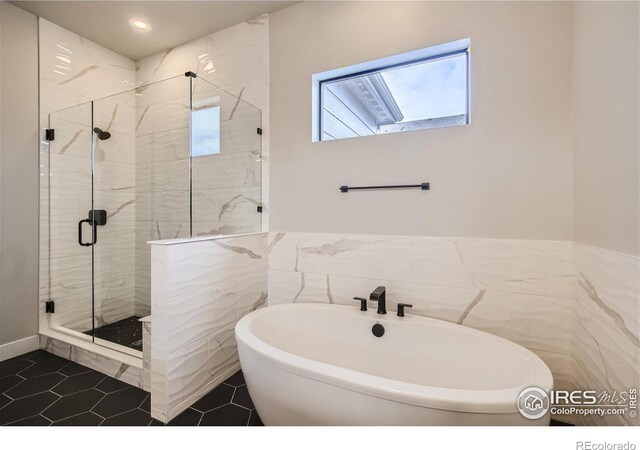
[10,1,296,60]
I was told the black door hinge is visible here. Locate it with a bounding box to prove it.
[45,301,55,314]
[257,206,263,213]
[45,129,55,141]
[257,128,262,135]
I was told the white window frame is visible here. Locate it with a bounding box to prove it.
[311,38,471,142]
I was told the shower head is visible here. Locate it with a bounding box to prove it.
[93,127,111,141]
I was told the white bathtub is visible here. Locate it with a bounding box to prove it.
[236,303,553,426]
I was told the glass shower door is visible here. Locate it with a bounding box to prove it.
[90,76,191,353]
[46,102,94,337]
[44,73,260,354]
[90,88,140,352]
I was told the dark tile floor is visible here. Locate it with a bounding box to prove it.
[1,350,574,427]
[84,316,143,351]
[0,350,262,426]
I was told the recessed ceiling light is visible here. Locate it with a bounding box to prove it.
[129,18,152,31]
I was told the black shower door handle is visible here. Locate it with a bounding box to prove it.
[78,218,96,246]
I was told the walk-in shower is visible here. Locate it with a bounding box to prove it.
[41,72,262,355]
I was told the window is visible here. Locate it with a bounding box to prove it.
[312,39,470,142]
[191,106,220,156]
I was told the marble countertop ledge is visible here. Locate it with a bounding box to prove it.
[148,231,267,246]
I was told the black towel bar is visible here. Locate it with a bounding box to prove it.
[339,182,430,193]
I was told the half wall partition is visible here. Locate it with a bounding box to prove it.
[41,73,262,356]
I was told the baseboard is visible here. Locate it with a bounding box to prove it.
[0,335,39,361]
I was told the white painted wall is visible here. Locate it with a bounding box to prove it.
[572,1,640,257]
[0,2,39,349]
[269,1,573,240]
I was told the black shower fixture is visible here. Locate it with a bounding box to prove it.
[93,127,111,140]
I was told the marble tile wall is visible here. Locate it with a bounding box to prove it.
[135,13,269,232]
[268,233,565,420]
[268,233,575,384]
[150,233,267,423]
[573,243,639,426]
[39,19,137,333]
[133,76,191,317]
[132,16,268,317]
[268,232,640,425]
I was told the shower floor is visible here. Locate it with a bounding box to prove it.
[84,316,143,351]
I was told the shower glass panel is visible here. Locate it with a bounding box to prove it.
[90,76,191,352]
[190,76,262,236]
[47,102,94,337]
[44,73,261,355]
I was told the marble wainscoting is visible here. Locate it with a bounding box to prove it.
[39,335,144,390]
[573,243,639,426]
[267,232,578,421]
[149,232,267,423]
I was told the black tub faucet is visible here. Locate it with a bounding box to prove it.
[370,286,386,315]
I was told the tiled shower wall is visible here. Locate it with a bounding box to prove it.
[39,16,268,329]
[39,19,137,332]
[267,232,639,425]
[135,13,269,234]
[132,15,269,317]
[132,77,191,317]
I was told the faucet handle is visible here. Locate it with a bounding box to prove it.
[353,297,368,311]
[397,303,413,317]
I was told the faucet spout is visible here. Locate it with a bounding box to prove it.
[370,286,387,315]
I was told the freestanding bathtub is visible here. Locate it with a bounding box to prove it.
[236,303,553,426]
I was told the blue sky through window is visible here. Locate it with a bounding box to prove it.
[381,53,467,122]
[191,106,220,156]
